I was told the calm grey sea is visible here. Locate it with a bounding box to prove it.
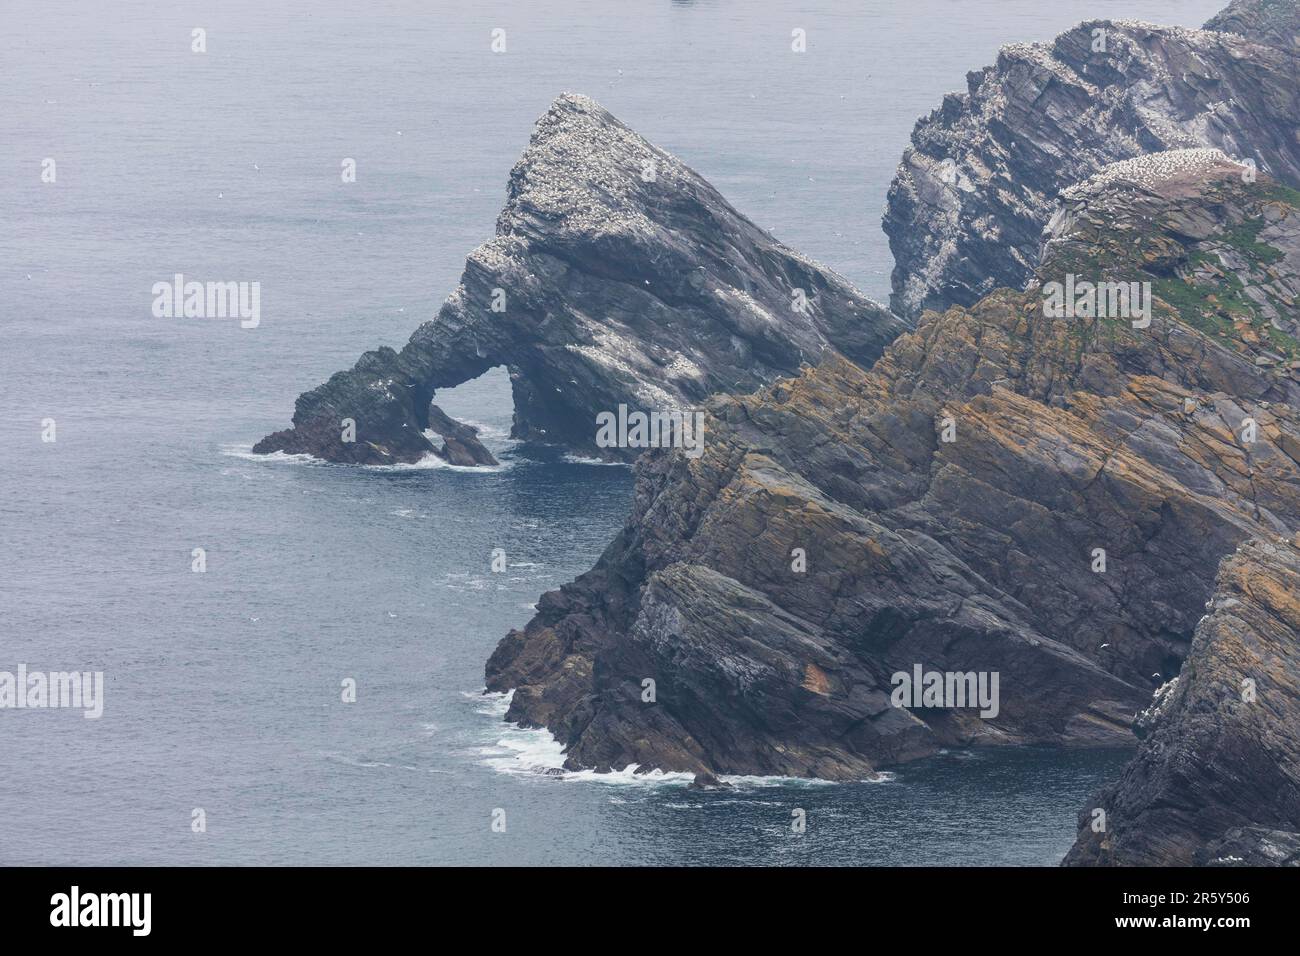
[1,0,1223,865]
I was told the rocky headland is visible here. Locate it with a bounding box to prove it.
[248,0,1300,865]
[486,151,1300,781]
[473,1,1300,863]
[1064,535,1300,866]
[883,0,1300,320]
[254,94,905,465]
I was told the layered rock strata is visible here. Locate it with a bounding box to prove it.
[487,154,1300,781]
[1064,536,1300,866]
[883,3,1300,319]
[255,94,905,465]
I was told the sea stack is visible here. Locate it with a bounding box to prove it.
[255,94,906,465]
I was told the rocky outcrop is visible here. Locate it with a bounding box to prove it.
[1042,148,1300,365]
[882,4,1300,319]
[1202,827,1300,865]
[255,94,905,465]
[426,405,498,467]
[1207,0,1300,48]
[486,154,1300,780]
[1064,536,1300,866]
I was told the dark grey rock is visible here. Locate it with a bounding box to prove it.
[255,94,906,465]
[425,405,497,467]
[1207,0,1300,48]
[1200,827,1300,866]
[1065,537,1300,866]
[487,157,1300,782]
[883,7,1300,319]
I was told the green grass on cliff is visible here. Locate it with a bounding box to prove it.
[1151,206,1298,358]
[1258,181,1300,208]
[1040,192,1298,360]
[1220,218,1285,266]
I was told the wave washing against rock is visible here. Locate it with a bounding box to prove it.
[486,150,1300,799]
[222,442,513,473]
[471,691,890,788]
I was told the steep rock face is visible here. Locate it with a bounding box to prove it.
[1201,827,1300,864]
[486,155,1300,780]
[255,94,905,465]
[882,4,1300,319]
[1207,0,1300,48]
[1042,149,1300,364]
[1064,537,1300,866]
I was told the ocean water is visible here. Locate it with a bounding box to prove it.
[0,0,1223,866]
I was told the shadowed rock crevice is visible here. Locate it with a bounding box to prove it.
[255,94,907,465]
[1064,536,1300,866]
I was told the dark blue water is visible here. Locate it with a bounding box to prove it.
[1,0,1219,865]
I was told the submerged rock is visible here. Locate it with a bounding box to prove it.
[486,156,1300,781]
[883,5,1300,319]
[255,93,905,465]
[1064,537,1300,866]
[688,771,733,791]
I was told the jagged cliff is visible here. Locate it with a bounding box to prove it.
[246,0,1300,863]
[882,0,1300,320]
[1208,0,1300,48]
[485,152,1300,779]
[255,94,905,465]
[1064,536,1300,866]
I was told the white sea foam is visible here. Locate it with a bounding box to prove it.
[219,442,510,473]
[438,573,491,592]
[470,691,893,787]
[221,443,320,465]
[456,419,515,443]
[562,453,632,467]
[319,750,453,776]
[373,446,512,473]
